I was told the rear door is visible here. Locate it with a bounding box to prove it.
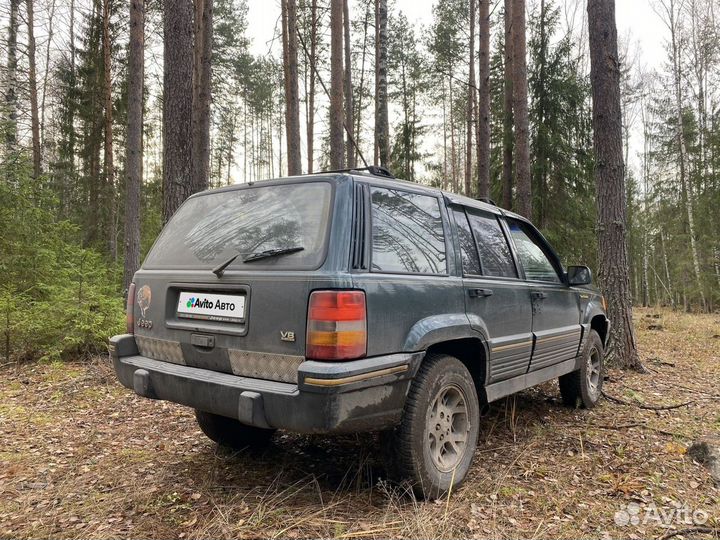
[451,206,533,383]
[504,218,581,373]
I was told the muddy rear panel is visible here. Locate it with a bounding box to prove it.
[129,176,354,383]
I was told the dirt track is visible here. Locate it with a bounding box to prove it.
[1,308,719,539]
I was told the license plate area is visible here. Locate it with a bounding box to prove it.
[176,291,246,323]
[164,283,250,337]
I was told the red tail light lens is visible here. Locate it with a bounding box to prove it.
[126,282,136,334]
[306,290,367,361]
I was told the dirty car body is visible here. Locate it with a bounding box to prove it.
[110,171,609,496]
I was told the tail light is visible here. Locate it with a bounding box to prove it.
[306,290,367,361]
[126,282,136,334]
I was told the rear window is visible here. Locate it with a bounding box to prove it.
[143,182,333,269]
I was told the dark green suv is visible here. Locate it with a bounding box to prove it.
[110,168,608,498]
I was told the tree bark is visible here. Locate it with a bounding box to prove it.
[306,0,317,173]
[465,0,476,197]
[442,80,448,190]
[354,0,371,166]
[449,76,457,191]
[329,0,345,169]
[343,0,355,168]
[192,0,212,191]
[163,0,194,222]
[5,0,19,152]
[26,0,42,178]
[40,0,56,148]
[282,0,302,175]
[665,0,705,310]
[374,0,389,167]
[587,0,641,370]
[501,0,513,209]
[123,0,144,292]
[512,0,530,218]
[477,0,491,199]
[103,0,116,259]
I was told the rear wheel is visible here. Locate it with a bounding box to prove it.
[381,354,480,499]
[194,410,275,449]
[559,330,604,408]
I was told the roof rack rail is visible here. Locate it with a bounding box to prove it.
[319,165,395,179]
[476,197,497,206]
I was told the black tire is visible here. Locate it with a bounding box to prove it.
[559,329,604,408]
[194,410,275,449]
[381,354,480,499]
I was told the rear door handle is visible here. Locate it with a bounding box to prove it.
[468,288,493,298]
[531,291,548,300]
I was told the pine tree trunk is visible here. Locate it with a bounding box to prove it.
[163,0,193,222]
[5,0,19,152]
[512,0,530,218]
[465,0,476,197]
[329,0,345,169]
[103,0,116,260]
[282,0,302,175]
[588,0,642,370]
[343,0,355,168]
[192,0,212,191]
[26,0,42,178]
[442,81,448,190]
[123,0,144,292]
[374,0,389,167]
[641,106,650,308]
[501,0,513,209]
[659,227,674,306]
[40,0,56,148]
[67,0,76,205]
[449,76,457,192]
[306,0,317,173]
[477,0,491,199]
[667,0,705,310]
[354,1,371,166]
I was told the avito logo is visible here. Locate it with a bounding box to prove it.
[185,297,236,311]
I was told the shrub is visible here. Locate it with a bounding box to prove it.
[1,165,124,362]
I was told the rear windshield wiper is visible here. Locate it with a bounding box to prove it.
[243,246,304,263]
[212,246,304,277]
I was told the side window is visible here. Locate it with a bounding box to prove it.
[466,210,517,278]
[507,219,561,283]
[451,208,481,275]
[370,187,447,274]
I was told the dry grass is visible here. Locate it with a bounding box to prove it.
[1,308,719,539]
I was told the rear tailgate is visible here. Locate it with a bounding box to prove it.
[131,271,344,383]
[129,178,352,383]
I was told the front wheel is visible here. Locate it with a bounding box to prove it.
[381,354,480,499]
[559,329,604,408]
[194,410,276,449]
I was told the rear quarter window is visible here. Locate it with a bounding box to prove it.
[370,187,447,274]
[467,210,517,278]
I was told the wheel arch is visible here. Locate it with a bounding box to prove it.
[590,314,609,347]
[425,338,489,404]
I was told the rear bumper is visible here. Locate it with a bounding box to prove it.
[109,334,422,433]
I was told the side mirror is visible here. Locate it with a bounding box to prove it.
[567,265,592,286]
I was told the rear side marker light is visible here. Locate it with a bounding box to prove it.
[306,290,367,361]
[126,282,136,334]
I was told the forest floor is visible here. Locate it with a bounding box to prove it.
[1,307,719,539]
